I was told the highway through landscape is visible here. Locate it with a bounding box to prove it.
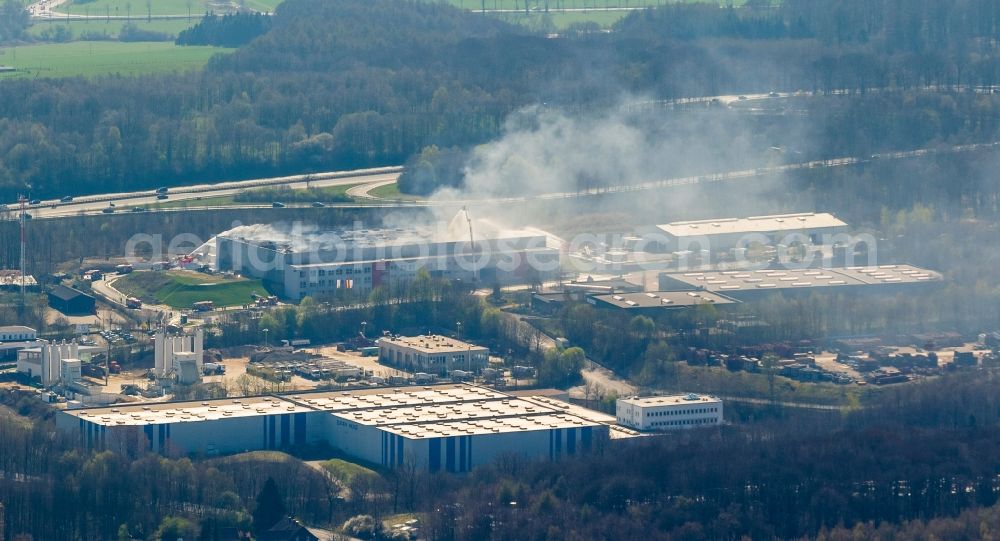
[14,167,403,219]
[15,139,1000,220]
[14,89,1000,220]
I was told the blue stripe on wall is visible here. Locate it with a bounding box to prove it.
[429,438,441,473]
[446,437,455,472]
[566,427,576,455]
[280,415,290,447]
[459,436,467,472]
[294,413,306,445]
[268,416,276,449]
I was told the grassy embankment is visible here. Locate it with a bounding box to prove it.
[113,270,268,309]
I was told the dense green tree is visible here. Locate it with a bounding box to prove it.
[251,477,286,532]
[0,0,28,42]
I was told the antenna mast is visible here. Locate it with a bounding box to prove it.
[463,206,477,282]
[17,196,25,310]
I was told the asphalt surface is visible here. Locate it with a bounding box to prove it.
[15,167,402,219]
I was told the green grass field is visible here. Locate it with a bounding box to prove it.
[146,183,366,209]
[0,41,232,78]
[114,270,268,308]
[62,0,283,16]
[149,194,238,209]
[442,0,744,11]
[368,182,423,201]
[492,9,629,28]
[28,18,199,39]
[321,458,382,484]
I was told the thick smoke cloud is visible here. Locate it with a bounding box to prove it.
[428,96,808,230]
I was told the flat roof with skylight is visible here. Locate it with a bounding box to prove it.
[656,212,848,238]
[64,395,314,426]
[378,335,488,355]
[659,264,942,294]
[590,290,736,310]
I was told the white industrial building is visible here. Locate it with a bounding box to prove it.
[153,328,204,377]
[616,394,723,431]
[60,358,82,383]
[17,341,103,385]
[0,326,37,342]
[212,219,562,300]
[378,335,489,374]
[0,326,40,361]
[649,212,848,252]
[57,383,619,472]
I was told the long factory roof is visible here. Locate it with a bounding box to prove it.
[221,224,549,254]
[63,384,613,437]
[656,212,847,238]
[660,264,942,293]
[381,413,601,439]
[67,395,314,426]
[590,290,736,309]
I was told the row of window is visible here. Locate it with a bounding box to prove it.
[645,407,718,417]
[651,418,718,427]
[299,267,372,278]
[298,277,372,289]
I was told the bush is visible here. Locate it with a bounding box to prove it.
[119,23,171,42]
[342,514,378,539]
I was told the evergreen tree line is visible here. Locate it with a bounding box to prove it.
[3,0,1000,200]
[175,13,272,47]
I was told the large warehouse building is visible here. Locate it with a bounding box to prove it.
[649,212,849,252]
[57,383,618,472]
[657,264,943,300]
[213,221,562,300]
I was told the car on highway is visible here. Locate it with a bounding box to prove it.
[131,207,146,212]
[60,196,73,202]
[29,199,40,205]
[22,213,31,220]
[311,201,326,208]
[101,207,114,214]
[156,194,168,200]
[155,187,169,194]
[272,202,286,208]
